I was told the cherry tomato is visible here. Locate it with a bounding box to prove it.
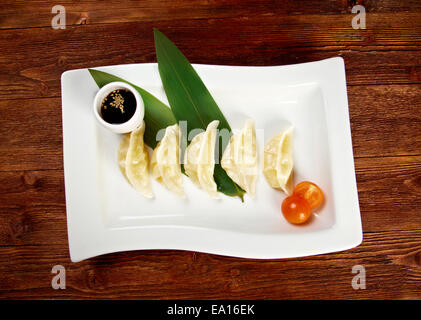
[293,181,324,210]
[281,195,311,224]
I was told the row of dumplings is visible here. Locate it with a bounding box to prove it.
[118,119,293,199]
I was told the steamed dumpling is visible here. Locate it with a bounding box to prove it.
[184,120,219,198]
[151,124,184,197]
[117,133,130,182]
[125,121,154,198]
[221,119,258,198]
[263,126,293,195]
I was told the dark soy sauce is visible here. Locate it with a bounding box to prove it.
[100,89,136,124]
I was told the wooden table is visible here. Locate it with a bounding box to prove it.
[0,1,420,300]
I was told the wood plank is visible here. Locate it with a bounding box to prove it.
[349,84,421,157]
[0,13,420,100]
[0,98,63,171]
[0,170,65,245]
[1,0,421,29]
[0,84,419,173]
[5,49,421,101]
[0,155,420,246]
[0,229,420,299]
[356,155,421,231]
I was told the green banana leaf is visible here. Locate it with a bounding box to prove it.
[154,29,245,200]
[88,69,176,149]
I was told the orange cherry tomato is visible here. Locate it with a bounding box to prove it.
[293,181,324,210]
[281,195,311,224]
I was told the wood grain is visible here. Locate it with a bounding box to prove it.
[0,13,420,100]
[0,98,63,171]
[0,0,420,300]
[1,0,421,29]
[349,85,421,157]
[0,230,420,299]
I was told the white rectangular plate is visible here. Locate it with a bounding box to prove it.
[62,57,362,262]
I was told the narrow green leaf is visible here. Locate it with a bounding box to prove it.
[154,29,245,200]
[88,69,176,149]
[214,165,245,200]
